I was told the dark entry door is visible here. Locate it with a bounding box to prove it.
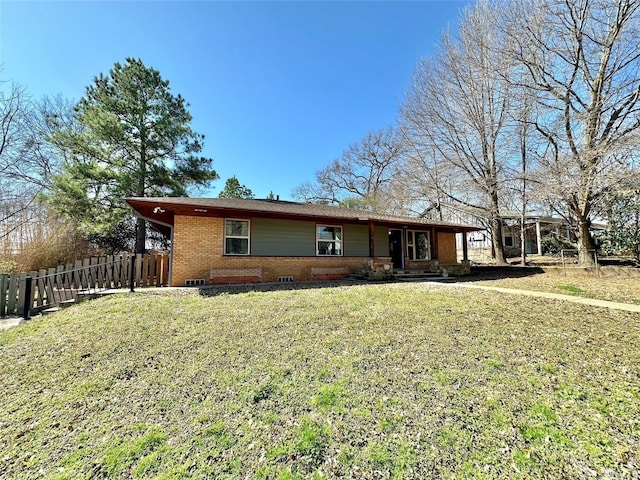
[389,229,403,269]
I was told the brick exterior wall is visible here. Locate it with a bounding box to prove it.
[171,215,369,286]
[437,232,458,264]
[171,215,466,285]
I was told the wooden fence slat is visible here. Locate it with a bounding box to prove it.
[145,255,152,287]
[119,255,126,288]
[82,258,91,289]
[148,255,154,286]
[91,257,98,290]
[112,255,120,288]
[16,272,27,316]
[41,269,50,306]
[73,260,82,289]
[147,255,155,287]
[96,256,104,289]
[7,272,18,315]
[143,255,150,287]
[55,265,64,301]
[105,256,114,288]
[56,265,69,301]
[135,254,143,287]
[36,269,47,308]
[64,263,73,289]
[118,255,127,288]
[0,274,7,317]
[149,254,157,287]
[163,254,169,286]
[46,268,57,305]
[153,255,161,287]
[28,271,38,315]
[156,255,162,287]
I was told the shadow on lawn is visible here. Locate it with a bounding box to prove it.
[456,265,546,283]
[197,266,547,297]
[198,279,370,297]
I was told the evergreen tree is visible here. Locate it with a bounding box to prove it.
[218,176,254,199]
[45,58,218,253]
[606,192,640,265]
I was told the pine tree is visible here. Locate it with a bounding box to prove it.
[46,58,218,252]
[218,176,254,199]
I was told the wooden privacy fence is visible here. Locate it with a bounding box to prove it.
[0,253,169,319]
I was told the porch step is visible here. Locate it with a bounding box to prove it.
[393,270,442,282]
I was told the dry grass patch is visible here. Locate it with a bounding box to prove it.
[470,268,640,305]
[1,283,638,479]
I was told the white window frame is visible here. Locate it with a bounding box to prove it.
[224,218,250,255]
[316,224,343,256]
[406,230,431,260]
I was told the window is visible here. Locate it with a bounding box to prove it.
[407,230,431,260]
[224,219,250,255]
[317,225,342,256]
[503,227,514,247]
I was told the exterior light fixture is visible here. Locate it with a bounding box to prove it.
[153,206,166,214]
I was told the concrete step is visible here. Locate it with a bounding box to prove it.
[393,270,443,281]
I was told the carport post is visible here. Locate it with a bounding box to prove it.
[462,230,469,262]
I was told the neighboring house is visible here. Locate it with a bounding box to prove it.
[125,197,481,286]
[422,203,574,261]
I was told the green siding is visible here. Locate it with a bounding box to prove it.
[251,218,316,256]
[375,227,390,256]
[343,224,369,256]
[250,218,390,257]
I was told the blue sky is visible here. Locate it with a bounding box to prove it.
[1,0,469,199]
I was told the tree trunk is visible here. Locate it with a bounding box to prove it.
[576,218,595,267]
[135,217,146,254]
[520,215,527,266]
[489,215,507,265]
[488,186,507,265]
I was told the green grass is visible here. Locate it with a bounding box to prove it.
[473,269,640,304]
[1,283,639,479]
[556,285,585,294]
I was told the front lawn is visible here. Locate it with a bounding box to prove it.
[1,283,638,479]
[470,268,640,304]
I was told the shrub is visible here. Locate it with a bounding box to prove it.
[0,257,17,274]
[14,220,91,272]
[540,234,576,255]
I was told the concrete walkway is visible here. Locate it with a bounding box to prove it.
[0,316,23,331]
[426,281,640,313]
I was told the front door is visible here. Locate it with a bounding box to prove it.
[389,229,403,269]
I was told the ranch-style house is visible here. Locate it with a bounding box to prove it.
[125,197,480,286]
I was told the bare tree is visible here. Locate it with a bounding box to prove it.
[0,78,74,253]
[509,0,640,265]
[401,1,516,264]
[1,80,34,247]
[293,127,405,212]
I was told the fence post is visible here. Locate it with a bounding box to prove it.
[24,278,37,320]
[129,253,135,293]
[0,274,7,317]
[22,277,32,320]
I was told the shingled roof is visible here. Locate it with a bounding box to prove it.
[125,197,481,236]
